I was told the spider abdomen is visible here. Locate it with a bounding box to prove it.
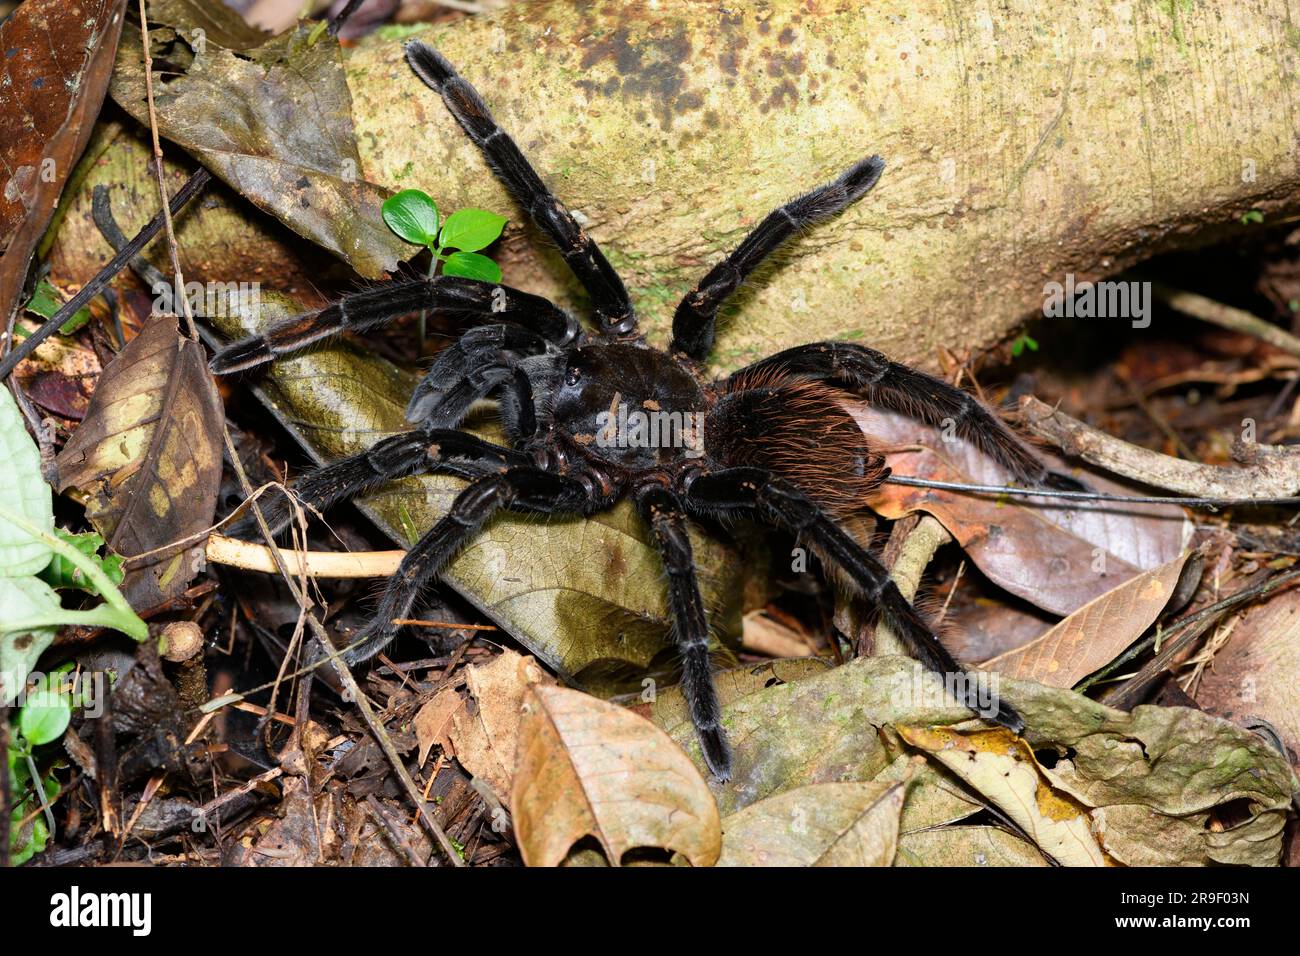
[706,370,888,517]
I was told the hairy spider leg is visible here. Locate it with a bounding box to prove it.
[733,342,1076,488]
[406,41,636,336]
[210,276,575,374]
[406,324,557,426]
[230,430,527,540]
[344,467,596,664]
[670,156,885,362]
[686,467,1025,735]
[635,484,732,779]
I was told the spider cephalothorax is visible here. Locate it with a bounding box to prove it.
[211,40,1071,780]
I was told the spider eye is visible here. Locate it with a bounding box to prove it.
[564,366,582,387]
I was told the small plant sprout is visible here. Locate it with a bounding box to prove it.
[1010,333,1039,358]
[382,188,508,344]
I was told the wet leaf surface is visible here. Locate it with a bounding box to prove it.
[0,0,127,317]
[55,316,223,608]
[511,684,720,867]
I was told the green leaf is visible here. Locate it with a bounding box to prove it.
[38,530,125,592]
[383,189,440,246]
[0,577,60,707]
[1241,209,1264,225]
[24,279,91,335]
[439,208,507,253]
[442,251,502,284]
[0,387,54,578]
[19,679,71,746]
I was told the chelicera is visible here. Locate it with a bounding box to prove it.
[212,40,1073,780]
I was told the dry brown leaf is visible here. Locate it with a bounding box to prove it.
[511,685,720,867]
[982,551,1193,687]
[717,779,908,867]
[54,316,223,607]
[856,405,1190,616]
[897,726,1106,867]
[443,649,551,799]
[413,687,464,767]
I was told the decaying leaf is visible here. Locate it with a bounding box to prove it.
[897,726,1106,867]
[0,0,127,318]
[982,551,1194,687]
[1195,588,1300,781]
[111,20,406,279]
[894,826,1049,867]
[511,685,720,867]
[858,405,1191,616]
[666,656,1296,865]
[442,649,550,799]
[55,315,223,608]
[413,686,463,767]
[717,779,908,867]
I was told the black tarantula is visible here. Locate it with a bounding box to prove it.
[212,40,1071,780]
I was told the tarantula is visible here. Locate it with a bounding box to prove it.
[211,40,1070,780]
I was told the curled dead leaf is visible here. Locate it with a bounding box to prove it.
[511,685,720,867]
[54,316,223,607]
[982,551,1195,687]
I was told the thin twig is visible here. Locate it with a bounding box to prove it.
[882,474,1300,509]
[0,169,210,381]
[1080,565,1300,699]
[137,0,198,341]
[1152,281,1300,361]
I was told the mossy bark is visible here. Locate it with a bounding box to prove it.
[346,0,1300,373]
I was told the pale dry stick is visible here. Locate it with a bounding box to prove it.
[873,514,953,657]
[1019,395,1300,497]
[206,533,404,577]
[1152,282,1300,361]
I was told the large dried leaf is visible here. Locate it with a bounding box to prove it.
[717,780,907,867]
[858,405,1192,616]
[982,551,1193,686]
[0,0,126,317]
[665,656,1296,865]
[55,316,222,607]
[511,685,720,867]
[895,826,1049,867]
[897,726,1106,866]
[439,649,551,799]
[111,22,405,279]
